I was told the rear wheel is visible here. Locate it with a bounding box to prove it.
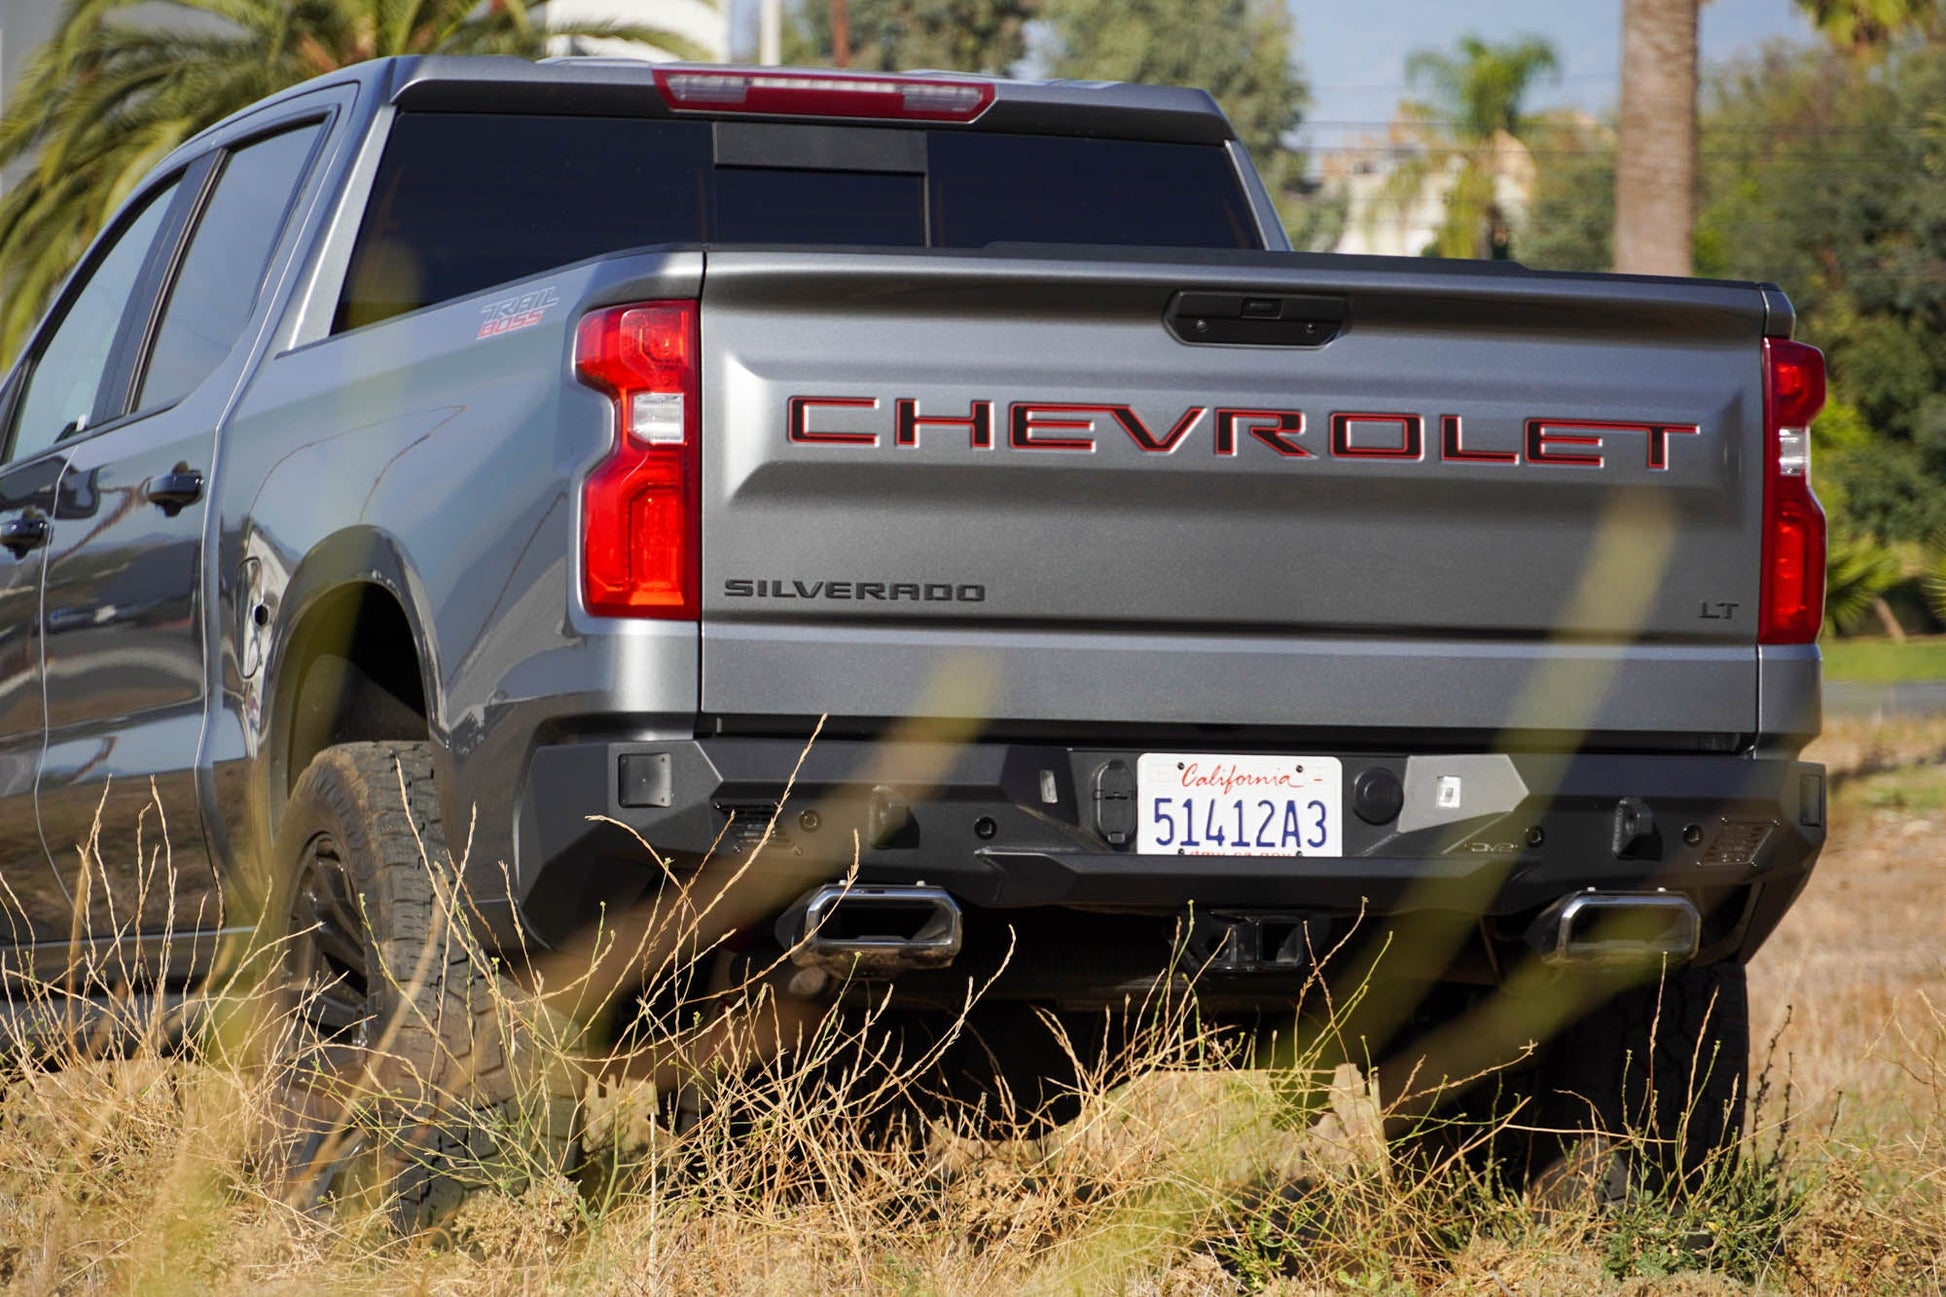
[922,1005,1106,1134]
[1386,1062,1548,1192]
[266,741,579,1232]
[1373,964,1749,1202]
[814,1004,1119,1143]
[1531,960,1749,1202]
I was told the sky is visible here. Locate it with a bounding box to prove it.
[1291,0,1817,148]
[733,0,1825,148]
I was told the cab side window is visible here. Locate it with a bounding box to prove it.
[138,124,322,411]
[6,179,180,463]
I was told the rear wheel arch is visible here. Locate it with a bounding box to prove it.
[268,576,434,821]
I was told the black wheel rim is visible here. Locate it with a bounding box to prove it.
[290,832,373,1045]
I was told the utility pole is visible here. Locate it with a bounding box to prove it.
[1614,0,1698,275]
[831,0,851,67]
[759,0,782,64]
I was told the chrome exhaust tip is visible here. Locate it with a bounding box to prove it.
[781,883,963,977]
[1533,890,1701,966]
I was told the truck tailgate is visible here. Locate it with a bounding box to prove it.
[697,250,1773,737]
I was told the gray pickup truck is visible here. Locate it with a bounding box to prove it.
[0,55,1826,1221]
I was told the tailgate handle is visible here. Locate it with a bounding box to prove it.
[1166,291,1346,347]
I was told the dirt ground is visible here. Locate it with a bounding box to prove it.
[1758,729,1946,1144]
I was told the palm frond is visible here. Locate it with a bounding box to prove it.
[1384,34,1559,261]
[1919,530,1946,629]
[1828,525,1905,634]
[0,0,727,363]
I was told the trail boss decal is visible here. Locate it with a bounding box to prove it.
[477,285,559,339]
[785,397,1702,470]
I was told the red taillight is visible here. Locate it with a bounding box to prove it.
[575,301,699,619]
[1759,338,1827,644]
[652,68,994,122]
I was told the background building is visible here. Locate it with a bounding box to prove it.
[546,0,728,60]
[1318,126,1538,260]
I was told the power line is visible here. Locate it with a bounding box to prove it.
[1312,145,1910,165]
[1308,71,1621,92]
[1301,118,1901,134]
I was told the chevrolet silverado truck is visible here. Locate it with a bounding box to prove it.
[0,55,1828,1221]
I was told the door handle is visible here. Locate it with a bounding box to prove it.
[1165,291,1347,347]
[1,515,49,558]
[146,466,204,516]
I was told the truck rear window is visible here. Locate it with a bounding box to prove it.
[334,113,1260,331]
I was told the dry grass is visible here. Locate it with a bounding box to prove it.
[4,726,1946,1295]
[1805,712,1946,783]
[1743,720,1946,1293]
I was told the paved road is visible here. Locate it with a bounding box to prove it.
[1825,679,1946,717]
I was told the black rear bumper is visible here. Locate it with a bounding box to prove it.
[486,734,1825,982]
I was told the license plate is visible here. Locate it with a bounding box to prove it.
[1136,753,1343,857]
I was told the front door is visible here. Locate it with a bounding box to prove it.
[0,451,65,949]
[0,176,186,972]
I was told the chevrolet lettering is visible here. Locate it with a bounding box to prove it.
[787,395,1705,470]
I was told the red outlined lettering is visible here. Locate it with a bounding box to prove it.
[1008,403,1100,451]
[1645,423,1702,469]
[1525,418,1607,467]
[788,396,880,445]
[1330,412,1424,460]
[1111,405,1206,453]
[1524,418,1705,469]
[1438,413,1520,464]
[1214,409,1308,457]
[895,398,994,449]
[787,396,1701,471]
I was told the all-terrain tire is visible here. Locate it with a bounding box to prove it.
[1385,1062,1548,1193]
[268,741,579,1232]
[1534,960,1749,1201]
[890,1005,1121,1138]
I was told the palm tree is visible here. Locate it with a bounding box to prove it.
[1393,34,1558,259]
[0,0,710,362]
[1613,0,1696,275]
[1827,523,1905,636]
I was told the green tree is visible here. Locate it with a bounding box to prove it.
[1393,34,1559,258]
[781,0,1034,74]
[1794,0,1945,51]
[1922,530,1946,625]
[0,0,707,363]
[1694,40,1946,632]
[1038,0,1314,241]
[1406,35,1560,146]
[1826,523,1905,634]
[1519,116,1614,272]
[1698,42,1946,539]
